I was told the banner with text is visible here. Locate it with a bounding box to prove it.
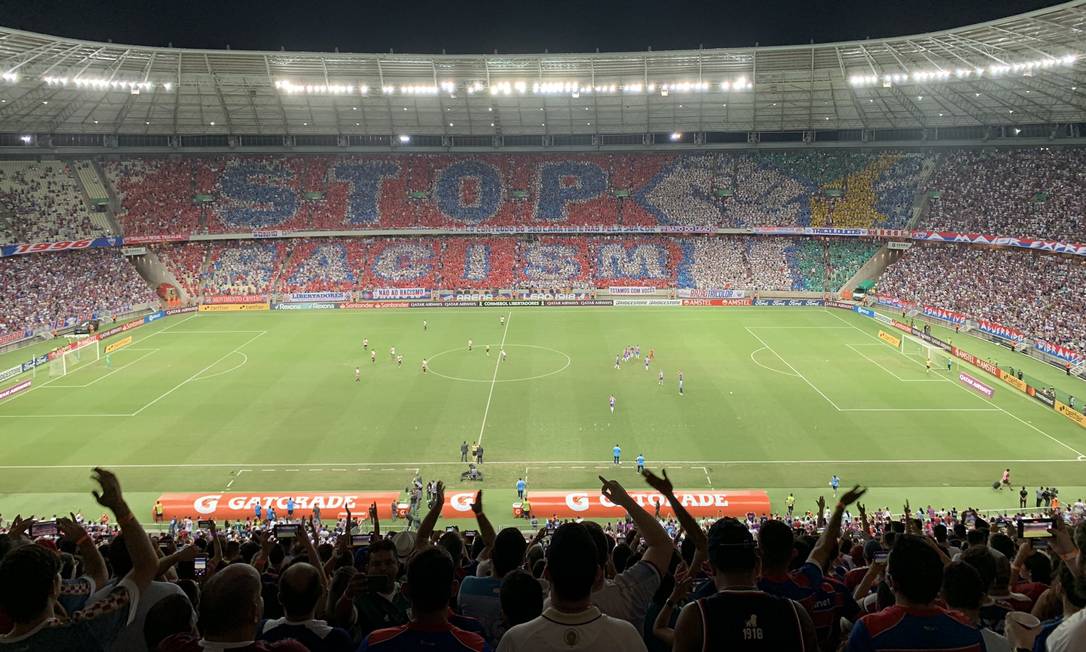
[608,286,659,295]
[0,379,31,401]
[681,298,752,307]
[922,305,966,325]
[753,299,824,307]
[204,294,268,304]
[909,231,1086,258]
[1034,339,1084,365]
[371,288,430,300]
[976,319,1025,342]
[1,236,123,258]
[155,491,403,520]
[0,364,22,383]
[1054,401,1086,430]
[287,292,349,303]
[199,303,270,312]
[123,234,188,245]
[676,289,746,299]
[952,347,1001,378]
[104,336,133,354]
[443,489,770,519]
[958,372,994,398]
[878,330,901,348]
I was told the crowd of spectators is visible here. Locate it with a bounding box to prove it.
[921,148,1086,242]
[878,244,1086,355]
[0,160,109,244]
[1,468,1083,651]
[0,248,157,336]
[97,151,932,235]
[150,236,876,296]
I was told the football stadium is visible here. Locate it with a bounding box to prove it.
[0,1,1085,650]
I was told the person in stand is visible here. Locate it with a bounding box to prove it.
[671,518,817,652]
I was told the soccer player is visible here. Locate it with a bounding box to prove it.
[649,348,655,361]
[500,349,507,362]
[644,357,650,371]
[371,350,376,364]
[612,443,621,465]
[925,357,932,373]
[396,355,403,367]
[390,346,396,359]
[355,367,361,382]
[1000,468,1011,489]
[104,353,112,368]
[678,370,684,396]
[500,315,505,327]
[515,477,526,500]
[946,357,953,372]
[658,369,664,385]
[635,453,645,473]
[635,345,640,359]
[609,394,616,414]
[423,320,428,331]
[485,344,491,356]
[363,338,368,349]
[615,354,621,369]
[468,339,473,351]
[421,359,428,373]
[785,493,796,517]
[830,474,840,498]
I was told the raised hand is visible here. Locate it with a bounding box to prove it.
[433,481,445,504]
[91,467,126,512]
[816,496,826,513]
[56,514,87,542]
[642,469,674,496]
[470,490,483,515]
[839,485,867,507]
[599,476,633,507]
[9,514,35,539]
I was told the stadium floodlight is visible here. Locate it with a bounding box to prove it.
[1,71,17,82]
[19,135,31,144]
[163,82,173,91]
[670,132,682,141]
[398,135,411,143]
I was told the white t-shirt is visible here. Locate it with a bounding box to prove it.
[496,606,647,652]
[1047,608,1086,652]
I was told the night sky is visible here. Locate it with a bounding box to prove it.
[0,0,1068,54]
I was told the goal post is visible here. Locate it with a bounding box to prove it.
[47,338,100,377]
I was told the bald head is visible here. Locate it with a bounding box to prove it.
[199,564,262,639]
[279,562,322,620]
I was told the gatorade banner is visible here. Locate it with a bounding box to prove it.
[878,330,901,348]
[154,491,403,520]
[442,489,771,519]
[104,336,133,354]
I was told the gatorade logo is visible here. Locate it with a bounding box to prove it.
[565,493,590,512]
[450,493,475,512]
[193,494,222,515]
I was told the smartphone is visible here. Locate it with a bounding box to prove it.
[1018,518,1053,541]
[351,534,370,548]
[197,519,214,530]
[445,525,459,533]
[463,529,478,539]
[274,524,297,540]
[364,574,392,593]
[158,542,170,552]
[31,521,58,538]
[193,555,208,577]
[873,551,889,563]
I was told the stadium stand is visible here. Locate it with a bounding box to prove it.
[921,148,1086,242]
[0,468,1080,652]
[878,244,1086,356]
[0,160,109,244]
[99,151,931,234]
[0,248,157,335]
[145,236,878,295]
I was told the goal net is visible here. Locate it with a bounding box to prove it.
[902,334,953,371]
[48,338,100,377]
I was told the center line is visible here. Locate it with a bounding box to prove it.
[477,312,512,446]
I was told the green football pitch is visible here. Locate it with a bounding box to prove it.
[1,306,1084,526]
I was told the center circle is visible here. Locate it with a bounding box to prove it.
[426,343,571,383]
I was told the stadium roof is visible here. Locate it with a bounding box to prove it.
[0,1,1084,139]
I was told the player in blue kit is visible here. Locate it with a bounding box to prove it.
[636,453,645,473]
[612,444,621,465]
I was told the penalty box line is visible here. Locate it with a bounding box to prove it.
[823,309,1086,459]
